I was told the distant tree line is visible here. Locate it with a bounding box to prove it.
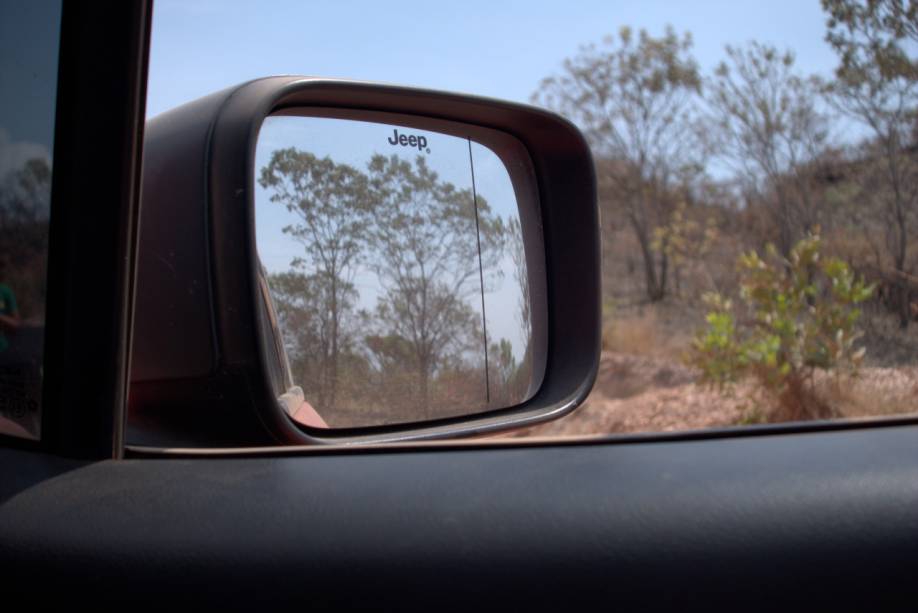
[533,0,918,329]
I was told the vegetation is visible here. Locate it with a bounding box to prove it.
[708,42,830,257]
[259,150,372,410]
[0,157,51,320]
[823,0,918,327]
[532,26,705,303]
[365,154,503,416]
[690,233,874,422]
[528,0,918,428]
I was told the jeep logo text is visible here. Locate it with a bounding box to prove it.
[387,129,430,153]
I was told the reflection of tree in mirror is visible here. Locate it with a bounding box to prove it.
[507,218,530,332]
[489,216,534,406]
[0,157,51,320]
[259,147,515,426]
[267,270,364,409]
[487,338,517,407]
[259,149,372,409]
[366,154,505,417]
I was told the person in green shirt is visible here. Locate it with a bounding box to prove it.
[0,281,20,353]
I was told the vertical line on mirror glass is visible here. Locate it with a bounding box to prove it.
[468,138,490,405]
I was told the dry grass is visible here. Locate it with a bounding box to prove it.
[601,310,660,355]
[860,306,918,366]
[508,358,918,440]
[815,369,918,418]
[601,303,695,360]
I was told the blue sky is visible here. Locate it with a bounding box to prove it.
[0,1,842,182]
[0,1,60,177]
[147,0,838,117]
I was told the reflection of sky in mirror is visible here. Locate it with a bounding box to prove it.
[0,1,61,182]
[255,117,478,345]
[255,116,530,368]
[256,117,472,284]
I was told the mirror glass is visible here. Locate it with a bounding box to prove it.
[255,110,545,428]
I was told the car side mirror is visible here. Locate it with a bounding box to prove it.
[130,77,599,446]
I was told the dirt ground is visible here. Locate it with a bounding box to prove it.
[509,350,918,438]
[508,298,918,439]
[509,352,745,437]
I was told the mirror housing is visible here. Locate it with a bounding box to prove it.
[129,77,599,446]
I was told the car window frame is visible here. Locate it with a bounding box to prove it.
[0,0,152,459]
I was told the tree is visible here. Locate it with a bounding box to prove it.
[486,338,517,406]
[361,330,433,421]
[708,42,832,257]
[650,197,719,296]
[532,26,704,302]
[822,0,918,327]
[267,271,327,403]
[823,0,918,66]
[0,157,52,318]
[366,154,504,415]
[269,268,372,408]
[691,233,873,422]
[490,216,536,406]
[259,149,372,408]
[0,157,51,223]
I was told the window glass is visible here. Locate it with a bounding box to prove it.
[0,0,62,440]
[147,0,918,438]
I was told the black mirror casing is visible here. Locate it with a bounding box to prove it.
[130,77,599,447]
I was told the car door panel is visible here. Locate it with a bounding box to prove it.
[2,425,917,607]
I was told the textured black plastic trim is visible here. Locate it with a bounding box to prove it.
[5,424,918,608]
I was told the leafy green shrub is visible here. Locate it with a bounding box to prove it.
[690,233,874,422]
